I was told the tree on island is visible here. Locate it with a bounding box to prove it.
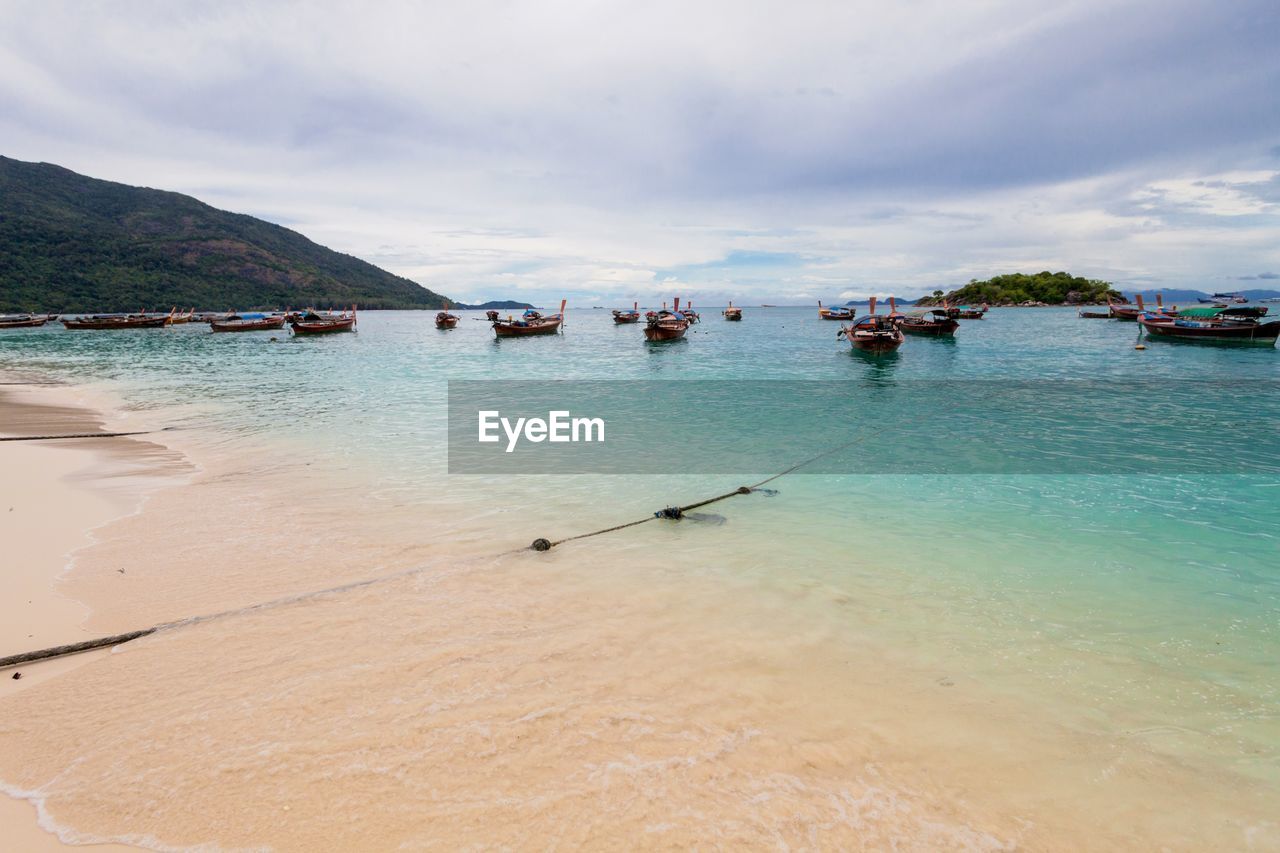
[915,272,1122,306]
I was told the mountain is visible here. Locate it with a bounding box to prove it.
[915,271,1119,306]
[0,156,451,312]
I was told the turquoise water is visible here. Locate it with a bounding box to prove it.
[4,307,1279,790]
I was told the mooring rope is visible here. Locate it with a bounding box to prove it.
[529,422,895,550]
[1,420,899,669]
[0,429,161,442]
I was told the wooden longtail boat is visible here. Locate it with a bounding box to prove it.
[210,313,287,332]
[955,304,989,319]
[1138,307,1280,344]
[1078,309,1111,318]
[612,302,641,324]
[723,301,742,321]
[485,310,501,322]
[166,308,196,325]
[0,314,49,329]
[290,306,357,335]
[838,297,904,352]
[62,312,172,330]
[492,300,565,337]
[1108,294,1145,321]
[818,300,854,321]
[681,302,700,323]
[644,298,691,341]
[435,303,459,329]
[891,299,960,336]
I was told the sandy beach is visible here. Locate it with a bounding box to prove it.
[0,381,184,851]
[2,372,1277,851]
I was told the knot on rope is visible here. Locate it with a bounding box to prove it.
[736,486,752,494]
[530,538,552,552]
[654,506,684,520]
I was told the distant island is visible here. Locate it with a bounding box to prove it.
[0,156,452,312]
[915,271,1120,306]
[456,300,536,310]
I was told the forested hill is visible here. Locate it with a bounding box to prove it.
[0,156,451,312]
[916,272,1121,306]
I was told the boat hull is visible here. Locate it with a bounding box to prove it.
[848,331,905,351]
[0,316,48,329]
[435,316,459,329]
[492,318,562,337]
[61,316,169,329]
[290,318,356,335]
[643,323,688,341]
[211,317,287,332]
[894,318,957,336]
[1138,317,1280,343]
[612,314,640,324]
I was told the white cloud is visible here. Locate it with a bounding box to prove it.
[2,0,1279,301]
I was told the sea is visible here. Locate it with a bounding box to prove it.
[0,305,1277,850]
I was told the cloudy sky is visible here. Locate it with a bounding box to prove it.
[3,0,1279,303]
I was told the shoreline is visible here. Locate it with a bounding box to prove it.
[0,379,188,851]
[1,371,1277,849]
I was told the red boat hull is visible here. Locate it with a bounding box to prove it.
[644,322,689,341]
[1138,316,1280,343]
[290,317,355,334]
[62,316,169,329]
[211,316,286,332]
[435,316,459,329]
[612,314,640,324]
[0,317,48,329]
[848,330,904,351]
[493,317,562,337]
[894,318,958,336]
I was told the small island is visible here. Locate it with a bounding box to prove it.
[916,271,1122,307]
[456,300,537,310]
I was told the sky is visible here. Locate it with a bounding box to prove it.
[2,0,1279,304]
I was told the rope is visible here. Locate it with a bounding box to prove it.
[529,422,895,551]
[0,429,164,442]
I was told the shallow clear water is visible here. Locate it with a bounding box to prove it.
[2,306,1278,847]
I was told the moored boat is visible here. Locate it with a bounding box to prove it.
[1078,309,1111,318]
[892,303,959,336]
[62,312,172,330]
[0,314,49,329]
[818,300,854,321]
[166,307,196,325]
[290,306,357,335]
[723,301,742,321]
[210,312,287,332]
[839,297,905,352]
[492,301,565,337]
[435,302,460,329]
[612,302,640,324]
[1108,294,1146,321]
[644,298,691,341]
[1138,307,1280,344]
[955,303,989,319]
[1198,292,1248,304]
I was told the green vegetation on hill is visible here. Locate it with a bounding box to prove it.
[917,271,1121,306]
[0,156,451,312]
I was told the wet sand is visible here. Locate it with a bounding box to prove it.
[2,380,1277,850]
[0,382,184,850]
